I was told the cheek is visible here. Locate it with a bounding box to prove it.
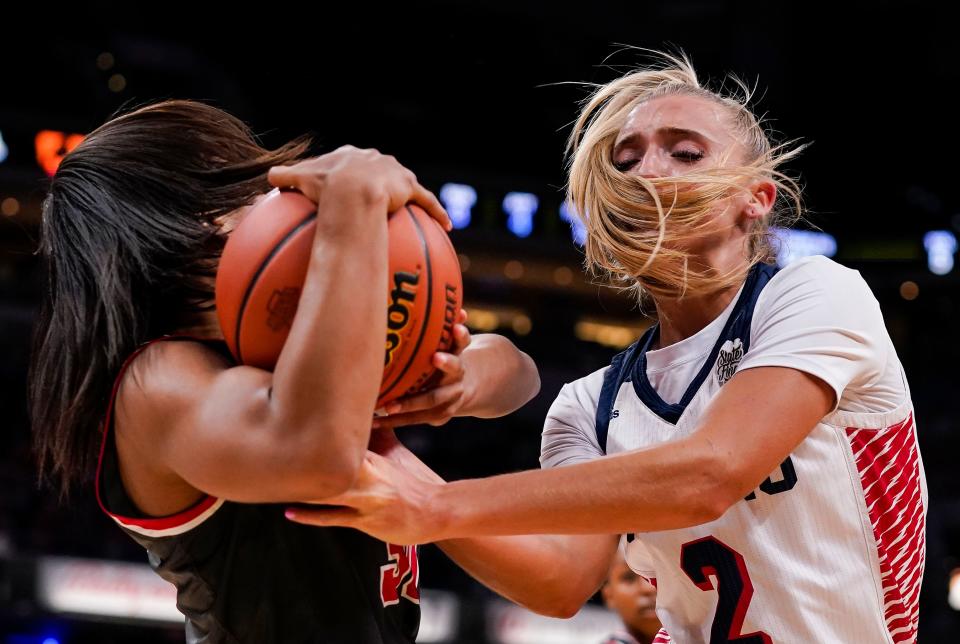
[696,198,744,236]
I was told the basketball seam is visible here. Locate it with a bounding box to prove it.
[234,212,316,364]
[380,206,433,399]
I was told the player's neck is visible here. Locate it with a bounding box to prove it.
[650,248,750,349]
[652,282,740,349]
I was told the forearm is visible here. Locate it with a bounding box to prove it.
[460,334,540,418]
[391,436,610,617]
[428,368,832,540]
[285,367,831,545]
[270,192,387,460]
[429,436,735,540]
[437,534,614,618]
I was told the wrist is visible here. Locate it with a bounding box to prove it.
[424,480,459,542]
[314,183,388,240]
[456,373,482,418]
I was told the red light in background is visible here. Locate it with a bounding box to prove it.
[35,130,84,176]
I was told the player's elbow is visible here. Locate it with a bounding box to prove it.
[684,454,745,524]
[518,567,596,619]
[522,591,586,619]
[279,425,366,498]
[283,450,360,499]
[555,584,596,619]
[692,488,738,524]
[539,600,583,620]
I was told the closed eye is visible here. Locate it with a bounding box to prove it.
[672,150,704,162]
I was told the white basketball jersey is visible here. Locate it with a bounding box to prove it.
[542,259,926,644]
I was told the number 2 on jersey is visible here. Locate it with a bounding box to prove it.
[680,536,772,644]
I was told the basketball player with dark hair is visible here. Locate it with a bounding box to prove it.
[29,100,541,643]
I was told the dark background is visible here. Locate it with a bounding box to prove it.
[2,2,958,641]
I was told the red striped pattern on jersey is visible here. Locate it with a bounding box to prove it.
[652,628,671,643]
[846,414,924,644]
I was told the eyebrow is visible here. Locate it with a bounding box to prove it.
[613,127,714,156]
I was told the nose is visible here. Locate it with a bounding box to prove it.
[635,150,668,179]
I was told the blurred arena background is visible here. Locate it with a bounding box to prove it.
[2,2,959,641]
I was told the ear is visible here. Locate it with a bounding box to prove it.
[745,179,777,220]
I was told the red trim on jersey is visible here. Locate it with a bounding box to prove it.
[108,494,221,531]
[847,414,924,644]
[94,335,221,532]
[652,628,671,643]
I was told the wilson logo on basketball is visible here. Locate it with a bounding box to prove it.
[412,284,460,392]
[437,284,459,357]
[266,287,300,332]
[385,271,420,366]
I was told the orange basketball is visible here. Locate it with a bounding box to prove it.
[215,188,463,406]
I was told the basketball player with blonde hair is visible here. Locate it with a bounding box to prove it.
[288,52,926,643]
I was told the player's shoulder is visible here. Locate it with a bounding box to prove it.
[127,337,230,384]
[556,362,613,408]
[570,363,610,392]
[771,255,866,289]
[760,255,876,309]
[118,338,232,421]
